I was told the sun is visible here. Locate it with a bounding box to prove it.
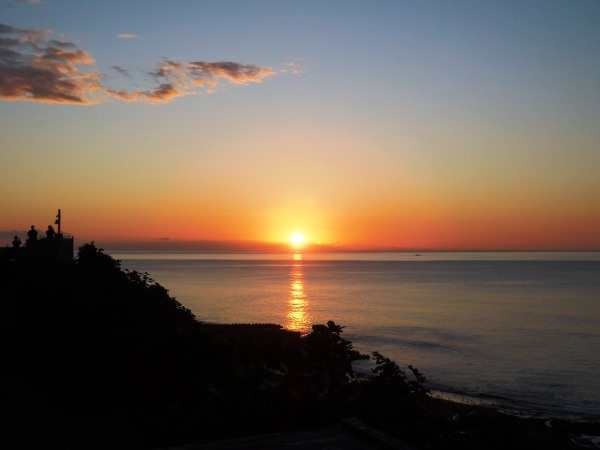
[290,232,305,246]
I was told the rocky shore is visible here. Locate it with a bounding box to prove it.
[1,243,598,449]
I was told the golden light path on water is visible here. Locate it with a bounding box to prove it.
[284,254,312,332]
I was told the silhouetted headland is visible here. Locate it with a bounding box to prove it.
[1,238,598,449]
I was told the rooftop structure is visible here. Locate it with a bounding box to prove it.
[1,209,74,264]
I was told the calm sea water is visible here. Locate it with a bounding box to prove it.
[112,251,600,420]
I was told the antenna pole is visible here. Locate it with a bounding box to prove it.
[55,209,61,236]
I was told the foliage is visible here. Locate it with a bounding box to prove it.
[75,241,197,332]
[370,350,429,398]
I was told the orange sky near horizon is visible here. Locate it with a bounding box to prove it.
[4,194,598,251]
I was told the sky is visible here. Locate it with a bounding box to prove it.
[1,0,599,251]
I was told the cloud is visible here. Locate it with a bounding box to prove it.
[117,33,138,39]
[107,83,186,104]
[187,61,277,85]
[111,65,131,77]
[1,0,41,9]
[0,23,103,104]
[108,59,277,104]
[1,23,279,105]
[281,61,303,75]
[1,0,38,8]
[0,230,25,240]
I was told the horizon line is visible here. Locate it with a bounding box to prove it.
[96,239,600,253]
[3,232,598,253]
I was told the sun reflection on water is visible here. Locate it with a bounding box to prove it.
[284,254,312,333]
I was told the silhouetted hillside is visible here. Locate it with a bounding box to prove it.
[1,243,376,448]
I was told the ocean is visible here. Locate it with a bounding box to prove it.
[112,251,600,421]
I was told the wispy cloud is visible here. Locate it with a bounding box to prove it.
[281,61,303,75]
[1,0,41,10]
[108,82,186,104]
[111,65,131,77]
[0,23,280,105]
[108,59,277,103]
[117,33,138,39]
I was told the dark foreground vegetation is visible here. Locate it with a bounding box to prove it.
[1,243,598,449]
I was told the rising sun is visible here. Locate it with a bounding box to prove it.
[290,233,305,246]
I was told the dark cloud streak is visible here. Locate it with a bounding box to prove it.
[111,65,131,77]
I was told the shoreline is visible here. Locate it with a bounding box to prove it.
[206,321,600,425]
[353,348,600,423]
[428,388,600,424]
[198,320,600,448]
